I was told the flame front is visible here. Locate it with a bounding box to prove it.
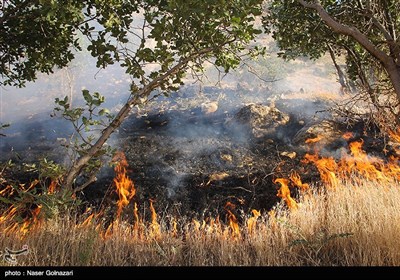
[224,202,240,238]
[113,151,136,220]
[274,178,298,209]
[290,171,309,191]
[303,153,339,188]
[19,205,42,236]
[149,199,160,238]
[300,132,400,188]
[0,129,397,244]
[247,209,260,235]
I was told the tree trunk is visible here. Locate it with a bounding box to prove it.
[327,44,350,94]
[386,61,400,102]
[63,100,136,190]
[63,47,215,191]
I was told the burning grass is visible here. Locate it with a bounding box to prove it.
[1,178,400,266]
[1,130,400,266]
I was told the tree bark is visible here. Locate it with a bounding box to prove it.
[297,0,400,103]
[327,44,350,93]
[64,47,214,191]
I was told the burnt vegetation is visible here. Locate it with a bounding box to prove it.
[1,0,400,266]
[1,84,398,221]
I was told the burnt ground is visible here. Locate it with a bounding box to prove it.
[1,85,396,219]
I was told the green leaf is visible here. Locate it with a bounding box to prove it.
[82,89,92,103]
[99,108,110,116]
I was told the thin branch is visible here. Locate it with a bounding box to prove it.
[73,174,97,193]
[243,61,281,83]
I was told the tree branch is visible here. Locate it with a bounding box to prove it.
[297,0,391,65]
[0,1,30,25]
[64,45,217,189]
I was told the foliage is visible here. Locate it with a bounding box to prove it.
[0,123,10,137]
[263,0,400,78]
[0,0,85,87]
[22,158,66,185]
[0,159,79,223]
[1,0,264,88]
[263,0,400,125]
[2,0,264,189]
[55,90,115,180]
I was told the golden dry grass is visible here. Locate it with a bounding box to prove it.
[1,178,400,266]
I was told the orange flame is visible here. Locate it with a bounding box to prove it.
[0,185,14,196]
[20,205,42,236]
[102,223,114,240]
[290,171,309,191]
[192,219,201,232]
[224,202,240,238]
[149,199,160,238]
[299,131,400,188]
[48,180,58,194]
[274,178,298,209]
[247,209,260,235]
[303,153,338,188]
[342,132,354,140]
[0,206,17,224]
[113,151,136,220]
[388,127,400,143]
[305,135,323,144]
[79,213,95,228]
[133,202,140,228]
[344,139,385,181]
[170,218,178,237]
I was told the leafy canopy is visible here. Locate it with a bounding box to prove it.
[1,0,263,89]
[263,0,400,87]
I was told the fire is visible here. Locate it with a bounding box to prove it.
[133,202,140,229]
[102,223,114,240]
[224,202,241,238]
[192,219,201,231]
[0,206,17,224]
[290,171,309,191]
[0,185,14,196]
[19,205,42,236]
[388,128,400,143]
[298,131,400,189]
[113,151,136,220]
[171,218,178,237]
[342,132,354,140]
[344,139,386,181]
[274,178,298,209]
[149,199,161,238]
[1,203,43,237]
[247,209,260,235]
[303,153,339,188]
[305,135,323,144]
[47,180,58,194]
[79,213,95,228]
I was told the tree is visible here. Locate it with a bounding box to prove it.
[263,0,400,121]
[0,0,85,87]
[1,0,264,190]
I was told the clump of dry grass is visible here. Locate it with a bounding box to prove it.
[1,178,400,266]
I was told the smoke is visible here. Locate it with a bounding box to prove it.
[0,35,342,200]
[0,50,131,163]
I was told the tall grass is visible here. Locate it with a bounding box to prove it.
[1,178,400,266]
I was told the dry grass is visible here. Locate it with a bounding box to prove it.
[1,178,400,266]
